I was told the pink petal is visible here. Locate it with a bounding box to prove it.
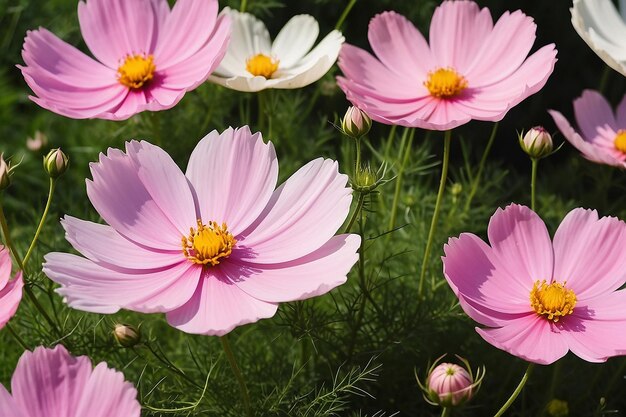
[12,345,92,416]
[126,141,197,233]
[415,99,472,131]
[237,158,352,264]
[456,294,529,328]
[61,216,184,270]
[73,363,140,417]
[487,204,554,285]
[368,11,435,79]
[228,234,360,303]
[154,0,220,68]
[552,208,626,300]
[86,147,183,251]
[102,89,149,121]
[615,93,626,127]
[464,10,537,86]
[548,109,624,167]
[476,315,569,365]
[43,253,199,314]
[185,127,278,236]
[0,273,22,329]
[443,233,532,314]
[166,268,278,336]
[0,246,11,289]
[561,315,626,363]
[573,90,617,140]
[429,1,493,72]
[0,385,22,417]
[78,0,162,68]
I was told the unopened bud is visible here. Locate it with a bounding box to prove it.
[26,131,48,152]
[341,106,372,139]
[43,148,69,179]
[0,155,11,191]
[113,323,141,347]
[519,126,553,159]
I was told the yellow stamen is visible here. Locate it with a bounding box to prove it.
[246,54,279,78]
[424,67,468,98]
[117,54,156,89]
[530,280,577,322]
[614,130,626,153]
[182,220,236,266]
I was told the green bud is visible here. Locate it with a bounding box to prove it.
[113,323,141,347]
[341,106,372,139]
[546,399,569,417]
[43,148,69,179]
[519,126,553,159]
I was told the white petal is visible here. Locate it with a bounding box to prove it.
[271,15,319,68]
[207,74,269,92]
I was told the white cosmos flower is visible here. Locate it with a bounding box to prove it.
[208,8,344,92]
[571,0,626,76]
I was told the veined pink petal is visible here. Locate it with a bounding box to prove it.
[0,273,23,329]
[476,315,569,365]
[487,204,554,285]
[154,0,219,68]
[0,246,11,289]
[73,363,141,417]
[185,127,278,236]
[12,346,92,417]
[0,385,23,417]
[368,11,435,79]
[78,0,162,68]
[456,294,530,328]
[86,147,183,250]
[429,0,493,72]
[61,216,183,270]
[573,89,617,140]
[44,252,199,314]
[552,208,626,300]
[238,158,352,264]
[561,315,626,362]
[166,268,278,336]
[228,234,360,303]
[615,93,626,127]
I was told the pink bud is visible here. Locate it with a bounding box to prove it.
[341,106,372,138]
[520,126,553,159]
[427,363,474,406]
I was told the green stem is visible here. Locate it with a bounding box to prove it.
[0,201,24,271]
[441,407,451,417]
[383,125,397,161]
[387,128,414,231]
[240,0,248,12]
[257,91,266,133]
[418,131,452,298]
[23,178,56,266]
[531,158,538,212]
[354,137,361,176]
[493,363,534,417]
[347,203,367,360]
[464,122,498,213]
[344,192,365,234]
[335,0,357,30]
[220,336,252,417]
[6,322,29,350]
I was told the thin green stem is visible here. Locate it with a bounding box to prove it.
[335,0,357,30]
[347,203,367,361]
[257,91,266,133]
[383,125,397,161]
[493,363,534,417]
[387,128,414,231]
[464,122,498,213]
[418,131,452,298]
[354,137,361,176]
[220,336,252,417]
[6,322,29,350]
[441,407,451,417]
[344,192,365,234]
[531,158,538,212]
[143,343,203,389]
[240,0,247,12]
[23,178,56,266]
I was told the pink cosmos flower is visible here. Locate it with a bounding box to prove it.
[0,245,23,329]
[549,90,626,168]
[19,0,230,120]
[443,204,626,365]
[0,345,140,416]
[337,1,557,130]
[43,126,360,336]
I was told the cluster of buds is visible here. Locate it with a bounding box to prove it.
[43,148,69,179]
[519,126,557,159]
[417,354,485,409]
[341,106,372,139]
[113,323,141,347]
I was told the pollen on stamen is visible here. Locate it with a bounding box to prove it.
[246,54,279,78]
[614,130,626,153]
[182,220,236,266]
[424,67,468,98]
[117,54,156,89]
[530,280,577,322]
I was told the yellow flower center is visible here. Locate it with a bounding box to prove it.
[182,220,236,266]
[117,54,156,89]
[424,67,468,98]
[614,130,626,153]
[530,280,577,322]
[246,54,279,78]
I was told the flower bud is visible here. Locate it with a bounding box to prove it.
[43,148,69,179]
[417,355,484,409]
[113,323,141,347]
[26,131,48,152]
[341,106,372,139]
[0,155,11,191]
[519,126,553,159]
